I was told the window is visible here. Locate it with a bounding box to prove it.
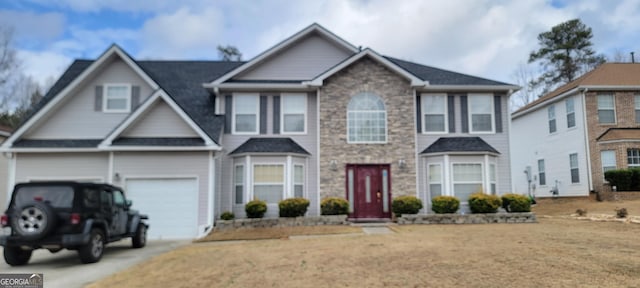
[253,164,284,203]
[601,151,616,175]
[597,94,615,124]
[233,93,259,134]
[234,165,244,204]
[452,163,483,201]
[635,94,640,123]
[422,94,447,133]
[566,98,575,128]
[113,190,125,206]
[468,94,494,133]
[293,165,304,198]
[538,159,546,186]
[569,153,580,183]
[347,92,386,143]
[628,149,640,167]
[428,164,442,201]
[548,106,556,133]
[104,84,131,112]
[489,163,497,194]
[282,93,306,133]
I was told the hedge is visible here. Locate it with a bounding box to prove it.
[245,200,267,218]
[468,193,502,213]
[431,196,460,214]
[278,198,310,217]
[501,194,531,212]
[392,195,423,216]
[320,197,349,215]
[604,169,639,191]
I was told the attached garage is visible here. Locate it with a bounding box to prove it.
[125,178,198,239]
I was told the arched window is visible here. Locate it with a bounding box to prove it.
[347,92,387,143]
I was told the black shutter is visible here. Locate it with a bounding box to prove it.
[94,86,103,111]
[448,95,455,133]
[224,95,232,134]
[415,93,421,133]
[273,96,280,134]
[131,86,140,110]
[260,95,267,134]
[460,95,468,133]
[494,94,503,133]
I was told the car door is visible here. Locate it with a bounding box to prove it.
[100,189,118,237]
[112,189,129,235]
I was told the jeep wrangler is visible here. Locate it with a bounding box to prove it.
[0,182,149,265]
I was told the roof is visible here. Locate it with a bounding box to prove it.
[514,63,640,116]
[386,57,513,86]
[12,139,102,148]
[229,138,310,155]
[596,128,640,142]
[111,137,205,146]
[420,137,500,154]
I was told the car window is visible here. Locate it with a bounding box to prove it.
[101,190,113,207]
[113,190,125,206]
[83,188,100,208]
[14,185,74,208]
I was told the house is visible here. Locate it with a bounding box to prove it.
[1,24,517,239]
[0,125,11,209]
[511,63,640,198]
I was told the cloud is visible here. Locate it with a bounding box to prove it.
[16,50,72,88]
[0,10,65,45]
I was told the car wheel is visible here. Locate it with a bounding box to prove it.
[78,229,105,264]
[11,201,57,241]
[3,246,32,266]
[132,224,147,248]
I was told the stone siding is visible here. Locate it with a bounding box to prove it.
[319,57,416,199]
[214,215,349,231]
[397,213,537,224]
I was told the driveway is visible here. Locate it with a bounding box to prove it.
[0,239,188,288]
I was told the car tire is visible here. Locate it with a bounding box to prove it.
[11,201,57,241]
[132,224,147,248]
[78,229,105,264]
[3,246,33,266]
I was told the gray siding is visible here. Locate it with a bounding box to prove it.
[15,153,108,183]
[236,34,352,80]
[123,100,199,137]
[25,58,154,139]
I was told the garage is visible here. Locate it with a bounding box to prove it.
[125,178,198,239]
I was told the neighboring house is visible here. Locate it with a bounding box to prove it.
[511,63,640,198]
[1,24,517,239]
[0,125,11,209]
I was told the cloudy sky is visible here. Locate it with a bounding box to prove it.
[1,0,639,88]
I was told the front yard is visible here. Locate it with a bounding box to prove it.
[88,199,640,288]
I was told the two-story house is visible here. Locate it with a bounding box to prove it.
[511,63,640,198]
[1,24,517,239]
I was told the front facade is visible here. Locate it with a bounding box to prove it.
[2,24,516,238]
[511,63,640,197]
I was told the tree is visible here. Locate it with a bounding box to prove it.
[528,19,606,94]
[0,26,18,90]
[217,45,242,61]
[510,63,544,111]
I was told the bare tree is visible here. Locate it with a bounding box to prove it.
[510,63,544,111]
[608,49,633,63]
[0,26,18,88]
[217,45,242,61]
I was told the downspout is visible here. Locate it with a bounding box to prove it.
[581,88,593,192]
[506,89,515,193]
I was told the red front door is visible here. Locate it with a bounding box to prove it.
[346,164,391,219]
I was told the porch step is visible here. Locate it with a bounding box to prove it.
[361,226,394,235]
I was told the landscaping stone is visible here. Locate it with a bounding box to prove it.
[214,215,350,232]
[398,212,537,225]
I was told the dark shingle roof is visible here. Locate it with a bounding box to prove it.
[13,139,102,148]
[229,138,310,155]
[112,137,205,146]
[421,137,500,154]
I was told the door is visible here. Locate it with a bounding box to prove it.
[346,164,391,219]
[111,189,129,235]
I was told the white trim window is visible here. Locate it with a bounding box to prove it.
[601,151,616,175]
[569,153,580,183]
[538,159,546,186]
[233,93,259,134]
[566,98,575,128]
[427,163,442,201]
[452,163,483,202]
[627,149,640,167]
[489,163,497,194]
[347,92,387,143]
[293,164,304,198]
[234,165,244,204]
[635,94,640,123]
[548,105,556,133]
[104,84,131,113]
[422,94,447,133]
[597,94,615,124]
[468,94,494,133]
[253,164,284,203]
[281,93,306,134]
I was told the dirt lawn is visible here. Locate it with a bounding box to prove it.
[89,200,640,288]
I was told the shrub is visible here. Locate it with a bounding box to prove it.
[220,211,235,221]
[615,207,628,218]
[604,169,633,191]
[501,194,531,213]
[631,168,640,191]
[245,199,267,218]
[321,197,349,215]
[392,195,423,216]
[431,196,460,214]
[278,198,310,217]
[468,193,502,213]
[575,209,587,216]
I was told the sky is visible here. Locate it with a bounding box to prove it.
[1,0,639,89]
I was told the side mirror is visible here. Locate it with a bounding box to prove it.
[125,200,132,208]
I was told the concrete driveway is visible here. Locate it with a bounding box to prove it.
[0,239,188,288]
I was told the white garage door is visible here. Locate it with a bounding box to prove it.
[125,178,198,239]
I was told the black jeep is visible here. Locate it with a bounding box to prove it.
[0,182,149,265]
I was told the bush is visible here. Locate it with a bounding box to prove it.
[501,194,531,213]
[604,169,633,191]
[431,196,460,214]
[321,197,349,215]
[468,193,502,213]
[615,207,628,218]
[392,195,423,216]
[278,198,310,217]
[220,211,235,220]
[245,200,267,218]
[631,168,640,191]
[575,209,587,216]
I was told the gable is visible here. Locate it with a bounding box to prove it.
[23,57,155,139]
[121,100,199,138]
